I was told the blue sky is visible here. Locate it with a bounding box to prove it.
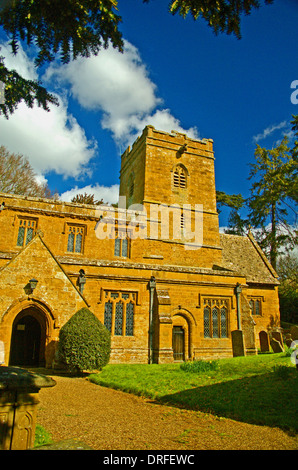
[0,0,297,227]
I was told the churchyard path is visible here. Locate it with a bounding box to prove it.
[36,372,298,450]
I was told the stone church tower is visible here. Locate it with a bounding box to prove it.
[119,125,222,269]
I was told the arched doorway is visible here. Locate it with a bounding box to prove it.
[172,310,194,362]
[9,308,46,367]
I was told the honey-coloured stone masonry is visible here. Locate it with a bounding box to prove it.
[0,126,280,367]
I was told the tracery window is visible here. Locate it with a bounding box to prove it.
[67,225,85,253]
[203,298,229,338]
[16,218,37,247]
[103,291,136,336]
[173,165,187,189]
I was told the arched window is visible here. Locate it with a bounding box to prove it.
[173,165,188,189]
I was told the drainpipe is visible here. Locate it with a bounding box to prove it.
[235,283,242,330]
[149,276,156,364]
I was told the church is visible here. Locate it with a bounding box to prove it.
[0,126,280,367]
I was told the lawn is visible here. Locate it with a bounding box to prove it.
[89,352,298,433]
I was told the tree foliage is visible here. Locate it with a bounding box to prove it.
[216,190,247,234]
[71,192,104,205]
[0,56,58,117]
[217,115,298,271]
[248,136,297,269]
[0,0,123,116]
[0,0,273,117]
[0,144,52,197]
[166,0,273,39]
[277,252,298,324]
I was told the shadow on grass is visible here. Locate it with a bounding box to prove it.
[157,368,298,434]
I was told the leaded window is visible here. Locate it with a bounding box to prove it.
[204,307,211,337]
[126,301,134,336]
[17,218,37,247]
[115,301,124,335]
[212,307,219,338]
[203,298,229,338]
[67,225,85,253]
[114,230,130,258]
[103,291,136,336]
[249,298,262,315]
[104,301,113,332]
[220,307,228,338]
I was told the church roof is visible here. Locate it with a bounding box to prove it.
[219,232,279,285]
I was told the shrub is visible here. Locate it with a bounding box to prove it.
[180,359,219,373]
[58,307,111,373]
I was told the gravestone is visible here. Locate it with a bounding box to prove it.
[272,331,284,346]
[285,333,293,348]
[259,331,270,352]
[231,330,245,357]
[290,326,298,341]
[270,337,284,353]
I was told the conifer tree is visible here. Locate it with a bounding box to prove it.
[248,136,297,270]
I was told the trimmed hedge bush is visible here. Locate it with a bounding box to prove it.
[58,307,111,373]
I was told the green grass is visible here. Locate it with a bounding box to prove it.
[89,353,298,433]
[34,424,53,447]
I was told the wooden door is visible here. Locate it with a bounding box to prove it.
[10,315,41,366]
[172,326,185,361]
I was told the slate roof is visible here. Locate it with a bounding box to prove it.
[219,232,279,285]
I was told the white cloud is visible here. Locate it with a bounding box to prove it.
[1,38,199,187]
[45,40,198,146]
[253,121,287,143]
[0,42,97,179]
[0,41,37,80]
[60,183,119,205]
[123,109,199,146]
[0,98,97,179]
